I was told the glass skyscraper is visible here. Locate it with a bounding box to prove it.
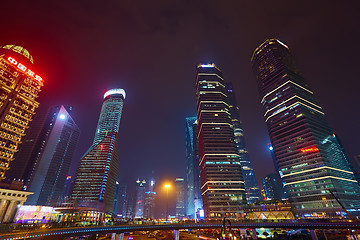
[196,63,245,219]
[225,83,262,204]
[175,178,186,219]
[72,89,125,212]
[185,116,203,218]
[252,39,360,218]
[0,45,44,181]
[25,105,80,206]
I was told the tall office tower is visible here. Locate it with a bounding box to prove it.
[144,180,156,219]
[134,179,146,218]
[72,89,125,212]
[113,181,121,215]
[185,117,196,218]
[24,106,80,206]
[192,120,203,216]
[125,193,134,219]
[0,45,44,180]
[252,39,360,218]
[262,173,287,201]
[175,178,186,219]
[225,83,262,204]
[196,63,245,219]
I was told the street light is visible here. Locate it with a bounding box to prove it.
[165,184,171,222]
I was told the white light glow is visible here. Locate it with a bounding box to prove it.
[104,89,126,99]
[199,64,215,68]
[59,114,66,120]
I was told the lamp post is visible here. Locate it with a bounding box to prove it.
[165,184,170,222]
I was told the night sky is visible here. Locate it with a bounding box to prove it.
[1,1,360,216]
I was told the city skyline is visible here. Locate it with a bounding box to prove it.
[0,1,359,198]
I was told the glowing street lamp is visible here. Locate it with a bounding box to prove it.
[165,184,171,221]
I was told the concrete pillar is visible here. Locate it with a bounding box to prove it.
[251,229,257,240]
[174,229,179,240]
[2,200,17,223]
[310,229,318,240]
[0,200,8,222]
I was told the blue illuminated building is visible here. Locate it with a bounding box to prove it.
[72,89,125,212]
[25,105,80,206]
[226,83,262,204]
[185,117,202,218]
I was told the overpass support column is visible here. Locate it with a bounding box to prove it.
[112,233,124,240]
[251,229,257,240]
[310,230,318,240]
[174,229,179,240]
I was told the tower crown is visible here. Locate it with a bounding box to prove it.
[1,45,34,64]
[104,88,126,99]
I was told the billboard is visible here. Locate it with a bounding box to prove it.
[15,205,53,224]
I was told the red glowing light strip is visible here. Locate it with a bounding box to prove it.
[7,57,43,82]
[300,146,319,153]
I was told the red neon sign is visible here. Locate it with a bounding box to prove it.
[300,146,319,153]
[7,57,43,83]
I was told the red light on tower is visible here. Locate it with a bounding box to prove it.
[7,56,43,83]
[300,146,319,153]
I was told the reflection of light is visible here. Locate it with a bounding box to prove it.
[269,145,273,151]
[151,180,154,186]
[59,114,66,120]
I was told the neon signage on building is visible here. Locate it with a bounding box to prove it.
[7,57,43,82]
[300,146,319,153]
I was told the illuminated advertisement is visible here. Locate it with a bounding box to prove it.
[15,205,53,224]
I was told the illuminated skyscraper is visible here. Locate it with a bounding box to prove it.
[226,83,262,204]
[252,39,360,218]
[72,89,125,212]
[144,180,156,219]
[196,63,245,219]
[134,179,146,218]
[0,45,44,180]
[185,116,202,218]
[25,105,80,206]
[175,178,186,219]
[262,173,286,201]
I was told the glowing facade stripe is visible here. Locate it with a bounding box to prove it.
[284,176,358,186]
[261,80,313,104]
[281,166,354,178]
[199,91,227,97]
[198,101,229,106]
[199,153,240,165]
[264,95,322,117]
[104,89,126,99]
[198,73,225,81]
[197,123,233,140]
[201,181,244,190]
[202,188,245,195]
[265,102,324,122]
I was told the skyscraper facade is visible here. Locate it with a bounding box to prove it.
[226,83,262,204]
[72,89,125,212]
[144,180,156,219]
[175,178,186,219]
[25,105,80,206]
[134,179,146,218]
[196,63,246,219]
[185,117,196,218]
[262,173,287,201]
[252,39,360,218]
[0,45,44,180]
